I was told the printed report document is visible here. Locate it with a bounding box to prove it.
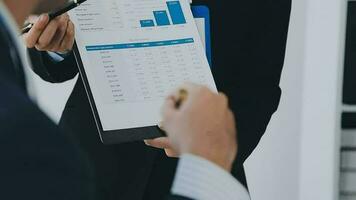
[69,0,216,132]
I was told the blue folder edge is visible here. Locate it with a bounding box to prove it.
[191,5,212,67]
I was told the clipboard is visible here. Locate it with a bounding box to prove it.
[71,3,214,145]
[192,5,212,67]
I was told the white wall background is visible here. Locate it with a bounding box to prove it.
[244,0,305,199]
[26,72,77,124]
[26,0,346,199]
[245,0,345,200]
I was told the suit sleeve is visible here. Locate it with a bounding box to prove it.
[28,48,78,83]
[0,72,95,199]
[198,0,291,181]
[191,0,291,185]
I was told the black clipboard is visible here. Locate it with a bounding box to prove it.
[72,6,211,145]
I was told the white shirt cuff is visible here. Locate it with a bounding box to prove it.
[171,154,251,200]
[47,51,65,62]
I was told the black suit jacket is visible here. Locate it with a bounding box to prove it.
[29,0,291,199]
[0,20,96,199]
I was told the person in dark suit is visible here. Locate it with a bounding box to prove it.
[146,0,292,191]
[25,0,291,199]
[0,0,96,199]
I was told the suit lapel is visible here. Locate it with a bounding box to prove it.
[0,15,27,91]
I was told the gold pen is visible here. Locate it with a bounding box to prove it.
[175,89,188,108]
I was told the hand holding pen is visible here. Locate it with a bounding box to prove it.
[22,0,86,52]
[21,0,86,35]
[23,13,75,53]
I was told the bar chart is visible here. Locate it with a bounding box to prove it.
[140,1,187,28]
[72,0,189,32]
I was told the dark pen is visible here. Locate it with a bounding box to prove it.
[21,0,87,35]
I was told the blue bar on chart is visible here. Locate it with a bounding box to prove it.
[140,20,155,27]
[166,1,186,25]
[153,11,170,26]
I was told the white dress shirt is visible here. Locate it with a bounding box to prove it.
[172,154,251,200]
[47,51,65,62]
